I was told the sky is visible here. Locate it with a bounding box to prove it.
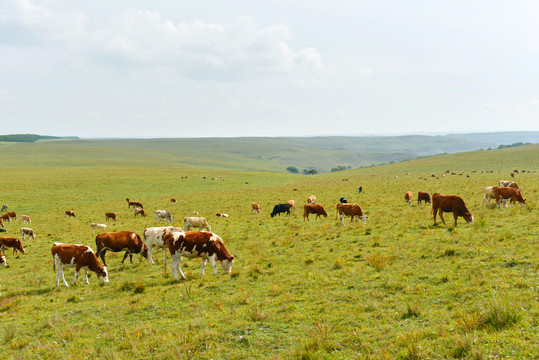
[1,0,539,138]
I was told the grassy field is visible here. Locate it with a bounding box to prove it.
[0,143,537,359]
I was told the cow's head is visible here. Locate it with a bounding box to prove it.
[464,212,474,225]
[221,255,235,274]
[322,209,328,217]
[140,245,149,260]
[360,215,367,225]
[0,255,6,267]
[97,266,109,283]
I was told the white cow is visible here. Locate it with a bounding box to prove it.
[155,210,173,224]
[143,226,183,269]
[184,217,211,232]
[91,223,107,229]
[21,215,31,224]
[20,227,36,240]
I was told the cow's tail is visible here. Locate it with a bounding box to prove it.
[53,259,56,273]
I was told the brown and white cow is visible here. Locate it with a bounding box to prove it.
[336,203,367,225]
[65,211,76,219]
[287,200,296,211]
[1,213,11,223]
[171,198,177,204]
[105,212,117,221]
[165,231,234,281]
[91,223,107,229]
[184,217,211,232]
[251,202,261,214]
[432,193,473,227]
[0,237,25,255]
[417,191,431,205]
[216,213,229,218]
[126,198,143,209]
[134,208,146,217]
[499,181,519,189]
[143,226,184,267]
[307,195,316,205]
[303,204,328,221]
[492,187,526,208]
[95,231,148,267]
[20,227,35,240]
[52,243,109,287]
[156,210,173,224]
[7,212,17,221]
[404,192,412,205]
[21,215,31,224]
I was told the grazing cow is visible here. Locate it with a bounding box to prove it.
[126,198,143,209]
[0,204,7,212]
[287,200,296,211]
[21,215,31,224]
[358,186,363,194]
[270,203,292,218]
[404,192,412,205]
[143,226,184,266]
[171,198,177,204]
[165,231,234,281]
[293,188,299,191]
[184,217,211,232]
[51,243,109,287]
[20,227,35,240]
[156,210,173,224]
[511,172,515,178]
[91,223,107,229]
[105,212,117,221]
[499,181,519,189]
[0,218,3,228]
[492,187,526,208]
[0,237,25,255]
[0,214,10,223]
[336,203,367,225]
[0,255,5,267]
[432,193,474,227]
[307,195,316,205]
[95,231,148,267]
[216,213,229,218]
[303,204,328,221]
[417,192,431,205]
[251,202,261,214]
[65,211,76,219]
[134,208,146,217]
[7,212,17,221]
[339,197,348,204]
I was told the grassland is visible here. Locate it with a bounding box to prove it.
[0,143,537,359]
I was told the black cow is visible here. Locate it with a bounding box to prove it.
[339,197,348,203]
[358,186,363,194]
[0,229,6,233]
[270,203,292,218]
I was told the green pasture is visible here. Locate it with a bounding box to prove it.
[0,143,537,359]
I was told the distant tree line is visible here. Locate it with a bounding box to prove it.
[286,166,318,175]
[0,134,78,142]
[331,165,352,172]
[497,142,530,149]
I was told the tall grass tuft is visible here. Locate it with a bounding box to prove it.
[401,302,421,319]
[481,296,521,330]
[366,253,392,271]
[401,331,421,360]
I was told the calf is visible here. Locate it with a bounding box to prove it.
[0,204,7,212]
[270,203,292,218]
[134,208,146,217]
[251,202,261,214]
[171,198,177,204]
[0,237,25,255]
[216,213,229,218]
[287,200,296,211]
[21,215,31,224]
[492,187,526,208]
[51,243,109,287]
[91,223,107,229]
[126,198,143,209]
[143,226,183,267]
[105,212,117,221]
[404,192,412,205]
[336,203,367,225]
[303,204,328,221]
[65,211,76,219]
[20,227,35,240]
[432,193,474,227]
[95,231,148,267]
[156,210,173,224]
[1,214,11,223]
[165,231,234,281]
[184,217,211,232]
[417,191,431,205]
[307,195,316,205]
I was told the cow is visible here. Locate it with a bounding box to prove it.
[184,217,211,232]
[303,204,328,221]
[432,193,474,227]
[20,227,35,240]
[358,186,363,194]
[193,211,200,215]
[143,226,184,267]
[0,214,10,223]
[165,231,234,281]
[0,237,25,255]
[307,195,316,205]
[336,203,367,225]
[0,218,3,228]
[287,200,296,211]
[91,223,107,229]
[105,212,117,221]
[251,202,261,214]
[134,208,146,217]
[483,186,496,208]
[51,243,109,287]
[21,215,31,224]
[404,192,412,205]
[0,204,7,212]
[7,212,17,221]
[0,255,5,267]
[65,211,76,219]
[492,187,526,208]
[417,192,431,205]
[171,198,177,204]
[126,198,143,209]
[95,231,148,267]
[499,181,519,189]
[0,228,5,233]
[216,213,229,218]
[270,203,292,218]
[156,210,173,224]
[339,197,347,204]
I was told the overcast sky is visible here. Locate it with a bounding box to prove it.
[1,1,539,138]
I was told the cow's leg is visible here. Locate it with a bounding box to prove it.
[129,251,134,263]
[73,271,79,285]
[57,265,68,287]
[148,246,154,265]
[438,209,446,225]
[208,255,218,275]
[84,269,89,284]
[99,250,108,267]
[121,251,130,265]
[453,211,458,227]
[201,258,208,276]
[433,206,437,224]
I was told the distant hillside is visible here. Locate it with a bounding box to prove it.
[0,134,79,142]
